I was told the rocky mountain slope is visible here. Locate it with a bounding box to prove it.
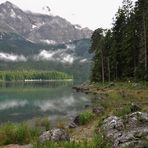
[0,1,92,44]
[0,1,92,80]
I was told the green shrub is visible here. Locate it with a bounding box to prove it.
[79,111,95,125]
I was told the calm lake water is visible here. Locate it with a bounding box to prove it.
[0,81,91,123]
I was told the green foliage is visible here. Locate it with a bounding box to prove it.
[90,0,148,82]
[0,123,32,145]
[79,111,95,125]
[0,36,91,82]
[0,70,72,81]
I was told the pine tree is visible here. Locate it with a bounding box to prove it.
[89,28,105,83]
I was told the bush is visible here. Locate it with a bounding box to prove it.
[79,111,95,125]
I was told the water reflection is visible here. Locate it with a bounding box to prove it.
[0,100,28,110]
[0,81,90,123]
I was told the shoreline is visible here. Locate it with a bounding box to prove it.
[0,82,148,147]
[0,79,73,83]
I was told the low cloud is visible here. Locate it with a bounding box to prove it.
[34,49,75,64]
[0,52,27,62]
[0,49,88,64]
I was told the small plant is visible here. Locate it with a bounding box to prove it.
[40,118,50,131]
[35,117,50,131]
[114,105,132,117]
[79,111,95,125]
[92,134,112,148]
[56,119,66,129]
[15,123,31,144]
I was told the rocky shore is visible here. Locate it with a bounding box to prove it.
[1,82,148,148]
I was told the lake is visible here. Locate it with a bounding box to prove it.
[0,81,91,123]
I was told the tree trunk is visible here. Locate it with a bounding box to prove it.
[115,61,118,81]
[143,14,147,72]
[107,57,111,82]
[101,49,105,84]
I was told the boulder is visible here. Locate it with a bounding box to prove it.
[125,112,148,129]
[102,112,148,148]
[73,115,80,125]
[103,116,124,131]
[39,128,70,144]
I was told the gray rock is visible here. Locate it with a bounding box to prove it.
[126,112,148,129]
[73,115,80,125]
[102,112,148,148]
[92,107,104,114]
[39,128,70,144]
[120,140,146,148]
[103,116,124,131]
[68,122,77,128]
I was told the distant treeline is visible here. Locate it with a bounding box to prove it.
[0,70,73,81]
[90,0,148,82]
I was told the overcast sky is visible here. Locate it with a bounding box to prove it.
[0,0,137,30]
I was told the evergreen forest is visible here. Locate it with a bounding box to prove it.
[90,0,148,83]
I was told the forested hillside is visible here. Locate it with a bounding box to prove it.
[90,0,148,82]
[0,70,72,81]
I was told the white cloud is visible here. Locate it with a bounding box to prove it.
[80,58,88,63]
[62,54,74,64]
[0,52,27,62]
[34,49,75,64]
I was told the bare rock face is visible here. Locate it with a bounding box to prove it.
[0,1,92,44]
[102,112,148,148]
[39,128,70,144]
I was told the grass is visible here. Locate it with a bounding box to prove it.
[32,134,112,148]
[79,111,95,125]
[56,119,66,129]
[0,82,147,147]
[0,123,39,145]
[35,117,50,131]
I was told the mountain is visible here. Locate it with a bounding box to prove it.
[0,1,92,44]
[0,1,92,81]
